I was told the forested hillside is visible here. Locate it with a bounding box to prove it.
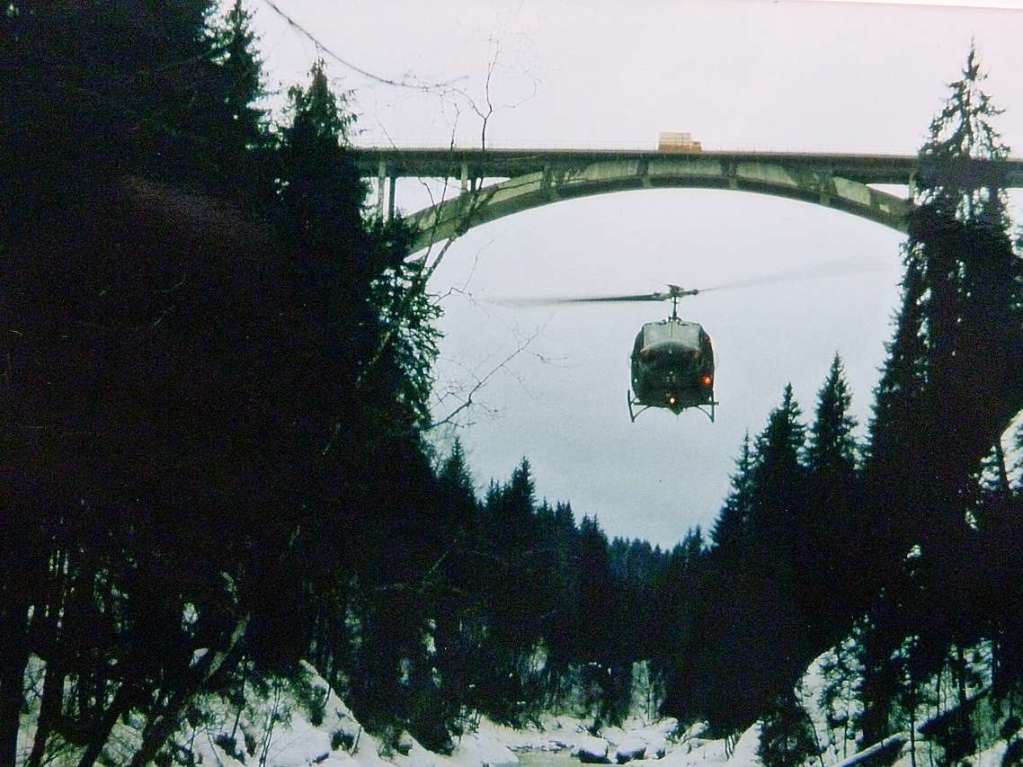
[655,47,1023,767]
[0,3,686,763]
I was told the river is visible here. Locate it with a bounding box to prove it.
[516,751,587,767]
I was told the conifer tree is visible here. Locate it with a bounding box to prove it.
[711,432,755,554]
[867,257,929,572]
[804,355,861,619]
[757,687,821,767]
[887,50,1023,674]
[818,634,863,761]
[749,383,807,547]
[212,0,269,196]
[907,46,1021,537]
[575,517,622,727]
[438,439,477,516]
[807,355,858,481]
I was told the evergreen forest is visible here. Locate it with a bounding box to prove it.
[3,4,1023,766]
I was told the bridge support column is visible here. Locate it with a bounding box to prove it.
[377,161,386,218]
[726,161,738,190]
[542,164,560,201]
[907,171,918,202]
[460,161,469,191]
[387,174,397,220]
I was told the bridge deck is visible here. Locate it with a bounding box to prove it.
[350,147,1023,186]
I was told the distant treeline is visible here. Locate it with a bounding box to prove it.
[3,2,1023,766]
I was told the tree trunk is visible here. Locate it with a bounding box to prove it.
[0,604,29,767]
[28,548,70,767]
[992,442,1011,496]
[126,696,188,767]
[74,682,134,767]
[127,616,249,767]
[26,659,65,767]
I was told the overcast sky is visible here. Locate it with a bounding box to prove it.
[250,0,1023,547]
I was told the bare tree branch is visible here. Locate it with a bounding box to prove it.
[428,326,539,431]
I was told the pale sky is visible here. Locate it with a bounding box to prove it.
[250,1,1023,547]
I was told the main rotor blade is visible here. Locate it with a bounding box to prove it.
[496,258,884,307]
[700,257,886,293]
[498,292,668,306]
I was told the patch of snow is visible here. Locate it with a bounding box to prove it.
[450,728,518,767]
[613,736,647,763]
[572,735,611,763]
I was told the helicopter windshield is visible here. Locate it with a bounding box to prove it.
[642,321,702,350]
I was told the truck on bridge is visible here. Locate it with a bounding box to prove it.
[658,131,702,153]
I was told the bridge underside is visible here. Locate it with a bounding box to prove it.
[406,158,912,253]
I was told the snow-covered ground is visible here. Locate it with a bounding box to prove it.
[20,651,1021,766]
[156,662,768,767]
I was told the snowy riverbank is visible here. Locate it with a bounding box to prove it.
[22,652,1017,766]
[171,664,770,767]
[75,660,767,767]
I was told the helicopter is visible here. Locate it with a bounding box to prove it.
[520,284,716,422]
[501,257,879,423]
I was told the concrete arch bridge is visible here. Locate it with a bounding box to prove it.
[350,147,1023,253]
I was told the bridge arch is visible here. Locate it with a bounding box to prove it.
[406,157,913,253]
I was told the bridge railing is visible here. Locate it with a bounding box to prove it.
[351,139,926,155]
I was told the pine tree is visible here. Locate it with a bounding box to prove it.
[909,45,1020,500]
[474,460,548,722]
[807,355,858,481]
[803,355,861,620]
[866,256,929,572]
[439,439,476,507]
[818,634,863,761]
[711,432,755,554]
[895,47,1022,650]
[575,516,620,727]
[757,686,821,767]
[918,45,1009,224]
[211,0,269,196]
[749,383,807,547]
[665,389,812,733]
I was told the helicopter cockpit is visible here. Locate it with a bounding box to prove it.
[635,320,704,356]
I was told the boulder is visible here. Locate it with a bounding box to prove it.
[643,736,668,759]
[572,735,611,764]
[614,737,647,764]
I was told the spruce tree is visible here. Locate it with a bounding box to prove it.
[211,0,269,196]
[757,686,821,767]
[908,46,1020,537]
[749,383,807,549]
[804,355,861,620]
[807,355,858,482]
[711,432,755,554]
[575,516,621,728]
[895,48,1022,660]
[867,256,929,573]
[666,389,812,732]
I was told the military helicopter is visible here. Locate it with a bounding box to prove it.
[520,284,716,421]
[502,258,878,423]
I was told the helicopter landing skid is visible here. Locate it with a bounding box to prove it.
[695,400,719,423]
[627,391,653,423]
[628,391,719,423]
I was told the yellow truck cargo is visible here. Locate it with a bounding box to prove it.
[658,131,702,153]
